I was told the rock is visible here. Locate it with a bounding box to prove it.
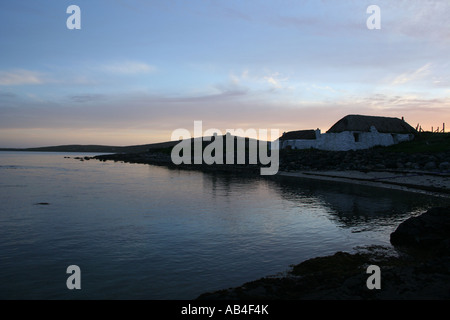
[390,207,450,251]
[424,161,436,170]
[374,164,385,170]
[439,162,450,171]
[385,160,397,169]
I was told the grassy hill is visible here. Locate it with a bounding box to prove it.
[382,132,450,153]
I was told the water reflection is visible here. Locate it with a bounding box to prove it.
[163,167,449,234]
[265,175,449,231]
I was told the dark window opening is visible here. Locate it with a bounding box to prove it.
[353,132,360,142]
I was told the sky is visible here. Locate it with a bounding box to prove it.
[1,0,449,148]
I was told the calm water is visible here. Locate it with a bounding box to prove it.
[0,151,448,299]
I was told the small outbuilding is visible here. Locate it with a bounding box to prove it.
[278,129,320,150]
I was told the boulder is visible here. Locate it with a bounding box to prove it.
[390,207,450,250]
[374,163,385,170]
[439,162,450,171]
[424,161,436,170]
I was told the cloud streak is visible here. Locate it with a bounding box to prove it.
[101,61,156,75]
[230,69,289,91]
[391,63,432,85]
[69,94,106,103]
[0,69,45,85]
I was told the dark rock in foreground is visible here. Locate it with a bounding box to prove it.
[390,206,450,251]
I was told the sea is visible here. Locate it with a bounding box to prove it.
[0,151,448,299]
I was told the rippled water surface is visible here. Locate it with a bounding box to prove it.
[0,152,447,299]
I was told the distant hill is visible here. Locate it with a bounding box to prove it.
[0,134,262,154]
[0,140,180,153]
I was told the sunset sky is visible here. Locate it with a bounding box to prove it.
[1,0,449,148]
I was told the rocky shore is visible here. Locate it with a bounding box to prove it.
[197,206,450,300]
[89,151,263,174]
[88,145,450,174]
[278,148,450,173]
[277,147,450,197]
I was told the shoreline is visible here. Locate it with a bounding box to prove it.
[276,170,450,198]
[88,151,450,198]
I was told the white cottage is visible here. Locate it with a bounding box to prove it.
[276,115,416,151]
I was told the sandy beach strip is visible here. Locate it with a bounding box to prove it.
[277,170,450,198]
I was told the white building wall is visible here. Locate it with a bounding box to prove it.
[273,126,414,151]
[316,131,360,151]
[316,131,394,151]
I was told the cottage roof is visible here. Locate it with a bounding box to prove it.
[326,115,417,134]
[280,129,317,140]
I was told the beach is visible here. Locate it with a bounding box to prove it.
[277,170,450,198]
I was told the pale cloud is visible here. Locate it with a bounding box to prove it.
[347,93,450,120]
[229,69,249,84]
[263,76,279,87]
[69,94,106,103]
[263,75,282,88]
[25,93,47,103]
[391,63,432,85]
[229,73,241,85]
[260,72,288,89]
[388,0,450,42]
[101,61,156,75]
[230,69,288,90]
[0,69,45,85]
[308,84,339,94]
